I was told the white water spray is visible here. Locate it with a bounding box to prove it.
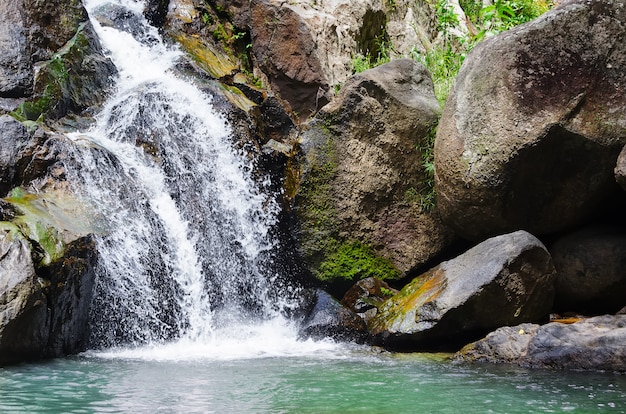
[62,0,332,357]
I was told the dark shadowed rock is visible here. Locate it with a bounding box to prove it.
[551,225,626,314]
[435,0,626,241]
[295,59,454,291]
[0,116,32,196]
[455,315,626,372]
[369,231,556,350]
[0,226,49,364]
[299,289,369,343]
[144,0,170,28]
[616,146,626,191]
[0,188,98,365]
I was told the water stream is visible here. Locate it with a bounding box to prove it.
[66,0,296,350]
[2,0,625,412]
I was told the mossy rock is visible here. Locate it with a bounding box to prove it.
[2,187,101,266]
[11,22,115,122]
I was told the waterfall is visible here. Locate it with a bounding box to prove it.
[66,0,296,352]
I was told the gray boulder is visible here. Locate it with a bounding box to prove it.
[0,226,48,363]
[455,315,626,372]
[435,0,626,241]
[369,231,556,350]
[551,225,626,314]
[0,0,32,97]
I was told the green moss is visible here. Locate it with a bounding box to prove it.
[296,126,340,270]
[318,240,400,282]
[10,23,90,122]
[3,187,100,266]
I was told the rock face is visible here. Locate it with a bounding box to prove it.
[616,146,626,191]
[295,59,453,291]
[209,0,436,119]
[0,191,98,364]
[551,225,626,314]
[455,315,626,372]
[0,0,116,121]
[435,0,626,241]
[369,231,556,350]
[0,115,69,197]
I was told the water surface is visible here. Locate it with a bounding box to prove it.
[1,342,624,413]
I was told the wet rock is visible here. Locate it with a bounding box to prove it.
[299,289,369,343]
[455,315,626,372]
[0,189,99,364]
[341,277,398,324]
[0,226,49,364]
[551,225,626,314]
[144,0,170,28]
[295,59,454,290]
[17,22,117,121]
[435,0,626,241]
[369,231,556,350]
[92,3,158,45]
[0,116,74,197]
[0,0,32,97]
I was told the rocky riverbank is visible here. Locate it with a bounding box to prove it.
[1,0,624,371]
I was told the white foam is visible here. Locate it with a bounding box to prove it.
[87,318,350,362]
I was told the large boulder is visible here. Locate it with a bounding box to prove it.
[551,225,626,314]
[455,315,626,372]
[369,231,556,350]
[0,225,48,364]
[294,59,454,293]
[0,189,98,364]
[435,0,626,241]
[0,0,89,99]
[16,21,117,121]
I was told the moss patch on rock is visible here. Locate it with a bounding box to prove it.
[318,240,400,282]
[2,187,99,266]
[11,22,115,122]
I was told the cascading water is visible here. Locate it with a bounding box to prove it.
[64,0,319,357]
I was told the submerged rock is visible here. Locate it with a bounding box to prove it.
[369,231,556,350]
[435,0,626,241]
[455,315,626,372]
